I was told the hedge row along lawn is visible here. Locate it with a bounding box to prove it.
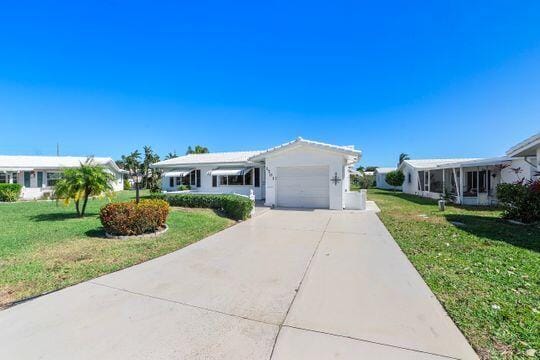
[0,190,234,308]
[369,189,539,359]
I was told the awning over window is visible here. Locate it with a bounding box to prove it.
[210,168,249,176]
[163,169,194,177]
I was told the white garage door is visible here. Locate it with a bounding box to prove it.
[276,166,330,208]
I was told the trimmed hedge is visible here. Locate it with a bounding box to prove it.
[0,184,22,202]
[99,199,170,236]
[497,180,540,224]
[166,193,253,220]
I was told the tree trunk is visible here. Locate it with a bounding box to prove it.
[75,200,81,217]
[80,188,90,217]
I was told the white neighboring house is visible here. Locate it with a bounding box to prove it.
[151,137,365,210]
[374,167,399,190]
[398,133,539,205]
[0,156,126,200]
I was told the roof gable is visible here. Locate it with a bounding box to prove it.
[506,132,540,157]
[249,137,361,162]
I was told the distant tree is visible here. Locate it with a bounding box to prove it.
[186,145,209,154]
[356,165,364,172]
[54,158,114,217]
[141,146,160,189]
[385,170,405,191]
[398,153,410,166]
[165,151,178,160]
[365,166,378,172]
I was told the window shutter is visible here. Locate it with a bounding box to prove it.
[212,175,217,187]
[254,168,260,187]
[169,177,174,187]
[196,170,201,187]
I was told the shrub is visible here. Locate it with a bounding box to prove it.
[123,180,131,190]
[178,185,191,191]
[497,180,540,224]
[385,170,405,190]
[0,184,22,202]
[166,193,253,220]
[99,199,170,236]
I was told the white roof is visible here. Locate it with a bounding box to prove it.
[436,156,515,169]
[0,155,125,173]
[249,137,361,163]
[401,158,481,170]
[151,151,263,168]
[374,167,396,174]
[506,132,540,157]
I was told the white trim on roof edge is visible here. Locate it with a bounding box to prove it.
[248,137,361,162]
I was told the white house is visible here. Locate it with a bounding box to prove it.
[151,137,364,210]
[374,167,399,190]
[398,133,539,205]
[0,156,126,200]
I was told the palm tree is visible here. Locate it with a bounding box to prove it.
[186,145,209,154]
[142,145,160,189]
[398,153,410,166]
[54,158,114,217]
[165,151,177,160]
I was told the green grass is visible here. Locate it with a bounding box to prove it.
[369,189,540,359]
[0,191,234,307]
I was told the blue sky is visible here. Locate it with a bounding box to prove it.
[0,1,539,167]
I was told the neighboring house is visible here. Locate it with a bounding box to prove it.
[506,132,540,175]
[374,167,399,190]
[399,133,539,205]
[151,137,364,210]
[0,156,126,200]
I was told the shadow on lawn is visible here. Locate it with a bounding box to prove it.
[29,212,98,221]
[85,228,106,238]
[374,190,501,212]
[444,214,540,253]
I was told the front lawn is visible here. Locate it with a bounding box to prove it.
[369,189,539,359]
[0,191,234,308]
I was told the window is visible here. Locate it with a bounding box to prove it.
[216,169,254,186]
[466,171,477,192]
[169,177,174,187]
[408,173,411,184]
[46,172,61,187]
[244,169,252,185]
[190,170,196,186]
[12,173,17,184]
[181,174,190,186]
[212,175,217,187]
[196,170,201,187]
[0,173,6,183]
[254,168,260,187]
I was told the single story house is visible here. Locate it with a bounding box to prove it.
[398,132,539,206]
[374,167,399,190]
[0,156,126,200]
[151,137,364,210]
[506,132,540,174]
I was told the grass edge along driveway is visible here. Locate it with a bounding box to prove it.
[0,191,234,308]
[369,189,539,360]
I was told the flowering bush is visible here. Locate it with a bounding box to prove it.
[99,199,169,236]
[497,179,540,224]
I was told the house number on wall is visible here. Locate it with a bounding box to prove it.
[331,172,341,186]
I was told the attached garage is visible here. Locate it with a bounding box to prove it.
[276,166,329,208]
[249,138,362,210]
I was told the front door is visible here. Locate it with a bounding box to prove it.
[24,172,31,187]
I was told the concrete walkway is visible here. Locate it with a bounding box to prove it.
[0,209,477,359]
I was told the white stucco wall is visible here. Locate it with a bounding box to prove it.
[263,146,347,210]
[375,172,401,190]
[400,163,419,195]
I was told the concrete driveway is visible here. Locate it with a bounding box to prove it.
[0,209,477,359]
